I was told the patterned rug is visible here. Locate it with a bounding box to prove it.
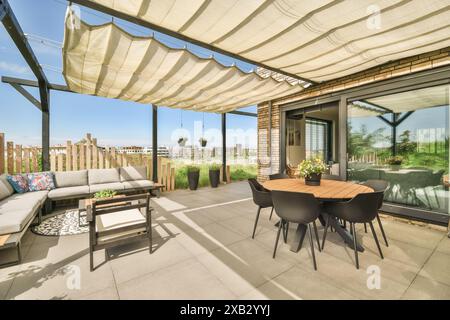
[32,210,88,236]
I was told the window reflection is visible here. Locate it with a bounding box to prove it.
[348,85,450,215]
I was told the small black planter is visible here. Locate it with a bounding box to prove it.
[305,173,322,186]
[209,169,220,188]
[187,171,199,190]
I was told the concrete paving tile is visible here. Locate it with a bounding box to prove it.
[117,258,236,300]
[418,251,450,286]
[402,275,450,299]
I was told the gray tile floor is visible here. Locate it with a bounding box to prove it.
[1,181,449,300]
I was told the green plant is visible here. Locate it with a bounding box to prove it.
[187,165,200,173]
[386,156,403,165]
[298,158,327,178]
[94,189,117,199]
[209,163,221,171]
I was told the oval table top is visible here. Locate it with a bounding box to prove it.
[262,178,373,200]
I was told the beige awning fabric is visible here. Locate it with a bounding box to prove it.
[84,0,450,82]
[62,9,303,113]
[349,85,450,117]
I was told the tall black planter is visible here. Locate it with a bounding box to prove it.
[187,171,199,190]
[209,169,220,188]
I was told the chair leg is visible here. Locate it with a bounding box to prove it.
[308,224,317,270]
[369,221,384,259]
[272,220,283,259]
[321,216,330,250]
[351,223,359,269]
[89,246,94,272]
[252,206,261,239]
[149,212,153,254]
[282,221,289,243]
[269,207,274,220]
[376,213,389,247]
[313,221,321,252]
[364,223,368,233]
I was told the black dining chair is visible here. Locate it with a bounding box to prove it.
[362,180,389,247]
[248,178,275,239]
[321,191,385,269]
[269,173,289,180]
[271,190,322,270]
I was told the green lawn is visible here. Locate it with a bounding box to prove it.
[173,163,257,189]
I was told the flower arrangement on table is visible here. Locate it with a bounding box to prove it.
[298,158,328,186]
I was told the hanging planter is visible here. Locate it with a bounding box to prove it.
[199,137,207,147]
[178,137,188,147]
[177,110,188,146]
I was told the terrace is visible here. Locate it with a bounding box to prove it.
[1,0,450,301]
[1,181,449,300]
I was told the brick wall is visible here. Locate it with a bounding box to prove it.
[257,46,450,181]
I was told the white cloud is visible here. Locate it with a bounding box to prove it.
[0,61,31,75]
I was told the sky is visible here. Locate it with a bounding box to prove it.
[0,0,257,148]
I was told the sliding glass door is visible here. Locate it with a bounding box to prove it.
[347,84,450,218]
[285,103,340,177]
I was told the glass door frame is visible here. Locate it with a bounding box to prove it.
[279,65,450,225]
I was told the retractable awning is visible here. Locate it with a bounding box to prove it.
[78,0,450,82]
[62,9,304,113]
[349,84,450,117]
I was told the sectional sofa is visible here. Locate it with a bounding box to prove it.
[0,166,160,267]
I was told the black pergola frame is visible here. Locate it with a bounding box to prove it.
[0,0,257,183]
[0,0,50,171]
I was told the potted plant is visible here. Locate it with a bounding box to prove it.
[298,158,327,186]
[209,163,221,188]
[178,137,188,147]
[94,189,117,200]
[386,156,403,171]
[187,165,200,190]
[199,137,207,147]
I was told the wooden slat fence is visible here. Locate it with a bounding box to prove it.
[0,133,178,191]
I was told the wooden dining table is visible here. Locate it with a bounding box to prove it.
[262,178,374,253]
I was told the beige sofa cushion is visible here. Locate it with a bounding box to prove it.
[54,170,88,188]
[0,209,37,235]
[48,185,90,200]
[88,168,120,185]
[122,180,154,190]
[0,190,47,235]
[96,208,146,243]
[120,166,147,182]
[0,190,48,212]
[89,182,124,194]
[0,174,14,201]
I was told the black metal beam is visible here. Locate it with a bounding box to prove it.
[2,76,69,92]
[221,113,226,182]
[42,108,50,171]
[9,83,41,110]
[392,113,399,156]
[396,111,414,126]
[69,0,315,85]
[228,110,257,118]
[152,105,158,183]
[377,115,394,126]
